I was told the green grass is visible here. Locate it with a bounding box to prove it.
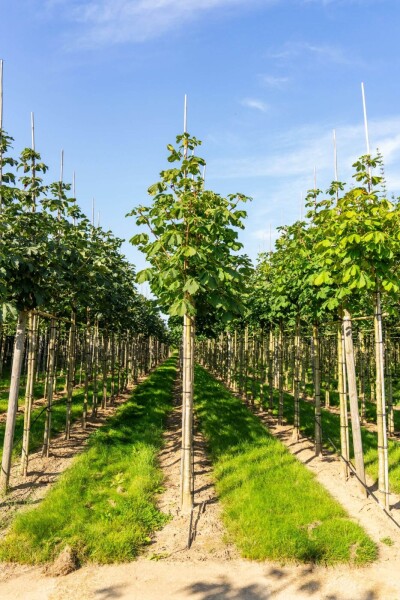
[195,366,377,565]
[0,357,177,565]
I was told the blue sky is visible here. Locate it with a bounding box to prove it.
[1,0,400,293]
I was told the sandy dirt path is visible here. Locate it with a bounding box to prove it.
[1,373,400,599]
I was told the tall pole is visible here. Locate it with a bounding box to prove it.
[0,59,3,133]
[31,112,35,151]
[183,93,188,138]
[361,82,372,186]
[31,113,36,212]
[361,82,371,156]
[58,149,64,221]
[72,171,76,225]
[0,59,4,212]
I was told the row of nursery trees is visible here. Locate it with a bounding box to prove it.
[131,133,400,514]
[0,126,169,495]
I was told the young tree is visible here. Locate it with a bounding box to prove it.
[129,133,250,512]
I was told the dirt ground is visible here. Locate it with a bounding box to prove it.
[1,377,400,599]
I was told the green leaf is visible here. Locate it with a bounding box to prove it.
[183,278,200,295]
[137,268,153,284]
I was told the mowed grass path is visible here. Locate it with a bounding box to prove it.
[195,366,377,565]
[0,357,177,564]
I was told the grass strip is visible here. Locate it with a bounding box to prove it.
[195,366,377,565]
[0,357,177,564]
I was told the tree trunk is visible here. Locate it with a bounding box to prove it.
[21,312,38,476]
[342,310,367,496]
[292,315,301,441]
[374,290,390,510]
[338,322,350,479]
[181,312,194,513]
[65,309,77,440]
[313,323,322,456]
[82,311,91,428]
[268,328,274,411]
[42,318,57,458]
[278,321,284,425]
[0,310,28,494]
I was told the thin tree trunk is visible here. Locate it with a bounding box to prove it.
[65,310,77,440]
[278,321,284,425]
[181,312,194,513]
[338,322,350,479]
[102,333,109,408]
[82,311,91,428]
[374,290,390,510]
[0,310,28,494]
[313,323,322,456]
[91,320,99,417]
[21,312,38,476]
[342,310,367,496]
[268,328,274,411]
[292,315,301,441]
[42,318,57,458]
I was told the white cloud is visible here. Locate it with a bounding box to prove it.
[209,117,400,196]
[260,75,289,88]
[267,41,365,67]
[241,98,269,112]
[47,0,270,47]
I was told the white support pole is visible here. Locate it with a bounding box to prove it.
[60,149,64,183]
[361,82,371,156]
[0,59,4,211]
[361,82,372,185]
[31,113,35,151]
[0,59,3,132]
[333,129,338,181]
[183,94,187,134]
[72,171,76,226]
